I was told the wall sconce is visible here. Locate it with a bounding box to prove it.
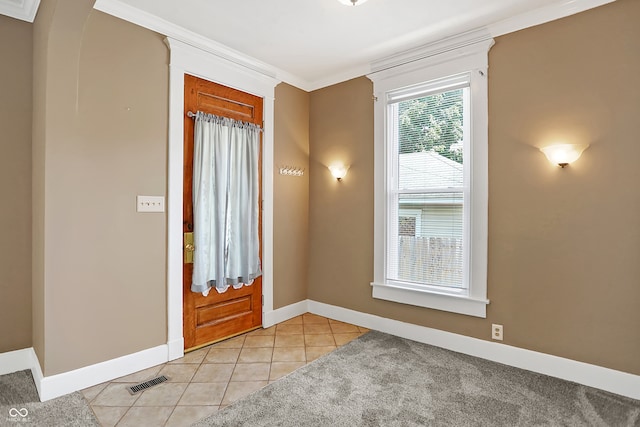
[329,164,349,181]
[540,144,589,168]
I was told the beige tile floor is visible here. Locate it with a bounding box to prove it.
[82,313,369,427]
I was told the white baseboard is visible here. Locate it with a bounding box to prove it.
[307,300,640,400]
[38,344,168,401]
[0,348,36,376]
[0,347,45,397]
[5,299,636,402]
[167,338,184,362]
[263,299,309,328]
[29,349,44,398]
[0,298,311,402]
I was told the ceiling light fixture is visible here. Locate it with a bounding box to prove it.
[337,0,369,6]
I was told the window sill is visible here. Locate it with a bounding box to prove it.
[371,282,489,318]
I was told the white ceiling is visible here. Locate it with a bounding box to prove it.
[1,0,614,90]
[0,0,39,22]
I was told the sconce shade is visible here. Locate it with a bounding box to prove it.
[329,164,349,180]
[540,144,588,168]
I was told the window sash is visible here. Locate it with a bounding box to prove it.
[387,190,467,291]
[386,82,471,293]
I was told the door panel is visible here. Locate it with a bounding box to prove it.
[183,74,263,351]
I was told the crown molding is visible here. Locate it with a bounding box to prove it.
[0,0,40,22]
[487,0,616,37]
[94,0,616,92]
[305,64,373,92]
[93,0,308,89]
[370,29,493,75]
[292,0,617,91]
[367,0,614,83]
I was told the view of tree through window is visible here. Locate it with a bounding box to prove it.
[398,89,464,163]
[392,86,466,289]
[374,47,490,314]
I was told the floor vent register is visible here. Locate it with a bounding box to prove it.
[126,375,170,395]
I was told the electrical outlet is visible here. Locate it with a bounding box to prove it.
[491,324,503,341]
[136,195,165,213]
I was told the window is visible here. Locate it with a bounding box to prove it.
[398,209,422,237]
[369,38,492,318]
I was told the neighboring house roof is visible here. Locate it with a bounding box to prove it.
[399,151,463,190]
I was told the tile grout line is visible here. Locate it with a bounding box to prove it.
[114,404,134,427]
[159,371,195,427]
[86,315,365,426]
[116,365,164,427]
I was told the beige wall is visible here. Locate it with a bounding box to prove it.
[0,15,33,353]
[308,0,640,375]
[308,77,375,312]
[32,0,169,375]
[487,0,640,374]
[32,0,57,367]
[12,0,638,380]
[273,83,310,308]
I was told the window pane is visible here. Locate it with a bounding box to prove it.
[390,86,468,290]
[398,88,465,170]
[399,150,463,190]
[399,216,416,236]
[391,193,464,288]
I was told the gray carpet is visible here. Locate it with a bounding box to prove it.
[0,370,98,426]
[194,331,640,427]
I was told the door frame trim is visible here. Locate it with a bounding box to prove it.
[165,37,280,360]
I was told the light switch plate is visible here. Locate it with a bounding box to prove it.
[137,195,165,213]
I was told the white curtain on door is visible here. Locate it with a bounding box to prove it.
[191,111,262,295]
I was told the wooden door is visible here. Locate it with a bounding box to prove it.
[183,74,263,351]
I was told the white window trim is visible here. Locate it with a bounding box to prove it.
[368,37,493,318]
